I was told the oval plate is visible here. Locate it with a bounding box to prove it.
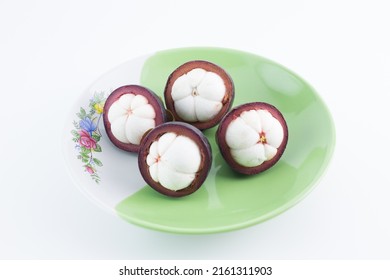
[63,47,335,234]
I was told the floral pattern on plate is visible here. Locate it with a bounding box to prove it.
[71,92,106,183]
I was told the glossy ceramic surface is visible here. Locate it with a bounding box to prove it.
[64,47,335,234]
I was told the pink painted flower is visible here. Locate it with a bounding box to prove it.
[78,129,97,149]
[85,166,94,174]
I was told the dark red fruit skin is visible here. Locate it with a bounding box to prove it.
[164,60,235,130]
[216,102,288,175]
[138,122,212,197]
[103,85,168,153]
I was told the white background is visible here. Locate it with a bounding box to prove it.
[1,0,389,259]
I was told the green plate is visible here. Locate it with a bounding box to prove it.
[65,47,335,234]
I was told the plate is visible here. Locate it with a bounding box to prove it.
[63,47,335,234]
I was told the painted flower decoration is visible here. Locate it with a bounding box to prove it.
[78,129,97,149]
[71,91,106,183]
[85,166,95,174]
[79,117,97,135]
[94,102,104,114]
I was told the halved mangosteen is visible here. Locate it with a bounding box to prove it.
[216,102,288,175]
[138,122,212,197]
[103,85,168,153]
[164,60,234,130]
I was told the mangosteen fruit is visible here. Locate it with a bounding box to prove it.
[103,85,168,153]
[138,122,212,197]
[216,102,288,175]
[164,60,234,130]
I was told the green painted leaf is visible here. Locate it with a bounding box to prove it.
[94,144,102,152]
[77,107,87,120]
[92,134,101,141]
[71,130,79,137]
[80,146,91,154]
[72,120,80,129]
[81,153,90,160]
[91,173,100,183]
[93,158,103,167]
[95,91,105,102]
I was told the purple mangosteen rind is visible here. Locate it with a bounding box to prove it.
[103,85,168,153]
[164,60,235,130]
[216,102,289,175]
[138,121,212,197]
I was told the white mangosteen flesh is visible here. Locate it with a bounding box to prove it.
[107,94,156,145]
[145,132,201,191]
[171,68,226,122]
[225,109,284,167]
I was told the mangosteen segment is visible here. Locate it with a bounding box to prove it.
[164,60,234,130]
[172,68,225,122]
[107,94,156,145]
[103,85,167,153]
[217,102,288,174]
[226,109,284,167]
[138,122,212,197]
[146,132,202,191]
